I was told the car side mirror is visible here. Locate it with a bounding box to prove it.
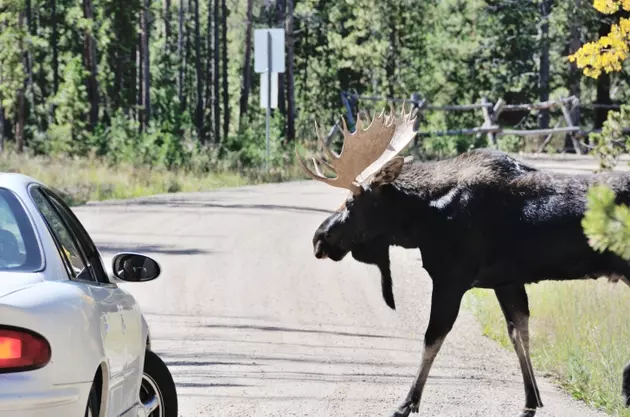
[112,253,161,282]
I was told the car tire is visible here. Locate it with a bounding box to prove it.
[141,350,178,417]
[85,381,100,417]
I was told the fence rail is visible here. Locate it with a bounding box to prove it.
[336,91,625,156]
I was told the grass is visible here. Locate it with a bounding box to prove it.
[0,151,306,206]
[463,279,630,416]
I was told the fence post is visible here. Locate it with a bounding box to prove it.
[481,97,497,148]
[410,92,425,159]
[559,97,582,155]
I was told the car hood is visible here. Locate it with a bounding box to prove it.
[0,272,44,300]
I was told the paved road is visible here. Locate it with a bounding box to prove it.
[73,155,613,417]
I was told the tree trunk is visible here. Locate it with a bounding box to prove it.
[0,103,4,153]
[566,0,581,151]
[163,0,171,39]
[138,29,143,127]
[83,0,100,130]
[16,12,25,153]
[276,0,286,117]
[25,0,33,81]
[538,0,551,136]
[51,0,59,94]
[25,0,34,113]
[177,0,186,108]
[194,0,204,142]
[285,0,296,142]
[238,0,254,127]
[221,0,229,141]
[129,35,137,120]
[204,0,214,133]
[595,19,612,129]
[182,5,190,112]
[15,85,25,153]
[595,75,612,128]
[141,0,151,130]
[385,8,396,99]
[213,0,220,143]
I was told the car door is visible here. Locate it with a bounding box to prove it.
[29,186,145,416]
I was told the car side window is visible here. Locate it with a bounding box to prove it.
[30,188,94,282]
[41,189,110,284]
[0,195,27,268]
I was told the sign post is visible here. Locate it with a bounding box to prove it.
[254,28,285,172]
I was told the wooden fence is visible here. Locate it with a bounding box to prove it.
[332,91,625,156]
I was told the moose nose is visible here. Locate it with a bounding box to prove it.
[313,239,328,259]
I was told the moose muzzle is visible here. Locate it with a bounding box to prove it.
[313,239,328,259]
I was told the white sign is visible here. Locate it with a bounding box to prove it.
[260,72,278,109]
[254,28,285,73]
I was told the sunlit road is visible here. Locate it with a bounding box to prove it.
[72,154,612,417]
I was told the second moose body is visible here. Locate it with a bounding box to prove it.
[297,104,630,417]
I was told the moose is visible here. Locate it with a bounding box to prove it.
[296,103,630,417]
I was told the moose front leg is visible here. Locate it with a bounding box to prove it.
[390,284,466,417]
[495,284,543,417]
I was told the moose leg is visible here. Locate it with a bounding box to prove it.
[390,285,466,417]
[495,285,543,417]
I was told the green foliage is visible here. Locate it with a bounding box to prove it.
[0,0,624,174]
[496,134,523,153]
[582,105,630,262]
[589,105,630,171]
[0,2,26,114]
[225,110,289,169]
[420,134,480,159]
[471,1,540,100]
[45,56,90,151]
[583,184,630,260]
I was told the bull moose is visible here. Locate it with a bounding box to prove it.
[296,103,630,417]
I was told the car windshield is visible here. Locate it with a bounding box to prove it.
[0,187,42,272]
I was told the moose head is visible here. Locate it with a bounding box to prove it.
[296,104,419,309]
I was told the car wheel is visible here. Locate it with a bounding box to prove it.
[85,381,100,417]
[140,350,178,417]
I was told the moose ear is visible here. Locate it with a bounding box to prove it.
[369,156,406,188]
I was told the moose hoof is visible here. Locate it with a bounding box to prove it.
[389,408,411,417]
[517,409,536,417]
[389,399,419,417]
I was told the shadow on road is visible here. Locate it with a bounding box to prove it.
[199,323,416,341]
[94,198,335,215]
[164,360,261,367]
[175,382,253,388]
[156,350,416,368]
[96,242,213,256]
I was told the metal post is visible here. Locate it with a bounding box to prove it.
[265,31,272,172]
[340,91,355,131]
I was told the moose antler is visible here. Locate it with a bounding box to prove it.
[297,102,418,194]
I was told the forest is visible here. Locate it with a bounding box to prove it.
[0,0,628,176]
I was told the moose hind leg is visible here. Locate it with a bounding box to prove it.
[495,285,543,417]
[623,361,630,407]
[390,285,466,417]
